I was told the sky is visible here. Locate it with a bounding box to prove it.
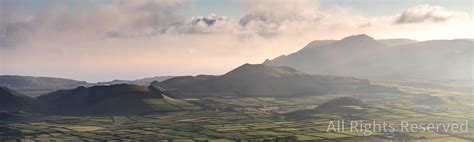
[0,0,472,82]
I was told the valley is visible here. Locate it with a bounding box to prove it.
[1,35,473,141]
[1,80,473,141]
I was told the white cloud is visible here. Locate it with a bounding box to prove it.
[238,0,323,37]
[0,1,471,81]
[395,4,468,24]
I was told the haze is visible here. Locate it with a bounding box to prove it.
[0,0,472,82]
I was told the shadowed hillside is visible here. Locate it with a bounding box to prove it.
[287,97,368,117]
[0,87,38,112]
[213,64,343,96]
[37,84,193,115]
[160,64,397,97]
[0,75,175,97]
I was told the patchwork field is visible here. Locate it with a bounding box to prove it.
[0,80,473,141]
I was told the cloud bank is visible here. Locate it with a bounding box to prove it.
[0,0,471,82]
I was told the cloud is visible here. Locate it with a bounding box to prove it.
[106,0,185,36]
[0,1,471,81]
[0,0,186,46]
[238,0,323,37]
[0,0,33,47]
[168,13,239,34]
[2,1,468,46]
[394,4,468,24]
[241,0,321,23]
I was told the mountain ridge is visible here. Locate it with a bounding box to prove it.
[0,75,175,97]
[160,63,397,97]
[264,35,473,80]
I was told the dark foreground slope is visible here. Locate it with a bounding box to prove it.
[160,64,396,97]
[0,87,39,112]
[37,84,168,115]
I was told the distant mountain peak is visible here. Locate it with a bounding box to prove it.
[334,34,384,48]
[237,63,269,70]
[342,34,375,40]
[339,34,376,43]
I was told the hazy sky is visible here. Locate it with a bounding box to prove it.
[0,0,472,82]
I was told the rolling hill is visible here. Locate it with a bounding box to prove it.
[97,76,175,86]
[264,34,473,80]
[38,84,198,115]
[287,97,368,116]
[0,75,175,97]
[160,64,397,97]
[0,75,91,97]
[413,95,453,106]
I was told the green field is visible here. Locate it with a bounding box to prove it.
[1,80,473,141]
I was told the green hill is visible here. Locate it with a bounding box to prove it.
[38,84,198,115]
[317,97,366,109]
[287,97,367,117]
[160,64,394,97]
